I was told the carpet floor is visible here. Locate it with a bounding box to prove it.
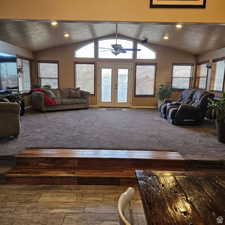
[0,108,225,160]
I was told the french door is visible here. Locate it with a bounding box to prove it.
[97,63,133,107]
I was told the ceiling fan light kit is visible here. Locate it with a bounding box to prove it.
[99,24,141,56]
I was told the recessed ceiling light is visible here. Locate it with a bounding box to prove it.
[64,32,70,38]
[176,24,183,29]
[163,35,169,40]
[51,21,58,26]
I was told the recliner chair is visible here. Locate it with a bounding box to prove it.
[167,90,214,125]
[160,89,195,119]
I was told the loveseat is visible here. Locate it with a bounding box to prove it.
[160,89,214,125]
[31,88,90,112]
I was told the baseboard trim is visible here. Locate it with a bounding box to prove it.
[89,105,157,109]
[130,105,157,109]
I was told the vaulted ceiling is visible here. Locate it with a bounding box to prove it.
[0,20,225,55]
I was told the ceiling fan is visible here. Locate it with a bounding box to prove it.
[99,24,141,56]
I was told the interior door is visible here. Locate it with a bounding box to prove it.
[97,63,133,107]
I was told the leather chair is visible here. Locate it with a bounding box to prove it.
[160,89,195,119]
[0,102,20,138]
[167,90,214,125]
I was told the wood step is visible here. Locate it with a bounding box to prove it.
[17,148,184,160]
[5,148,186,185]
[6,169,136,185]
[14,148,185,170]
[7,168,135,178]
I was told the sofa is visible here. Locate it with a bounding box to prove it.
[31,88,90,112]
[160,89,214,125]
[0,102,20,138]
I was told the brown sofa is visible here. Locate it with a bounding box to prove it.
[31,88,90,112]
[0,102,20,138]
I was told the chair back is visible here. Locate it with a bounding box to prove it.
[118,187,135,225]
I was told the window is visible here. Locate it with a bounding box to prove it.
[135,65,156,96]
[0,62,17,89]
[196,63,208,89]
[172,64,193,89]
[136,44,156,60]
[75,63,95,94]
[38,62,58,88]
[213,60,225,92]
[18,58,31,92]
[98,39,133,59]
[75,42,95,58]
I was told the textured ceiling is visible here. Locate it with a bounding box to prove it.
[0,20,225,55]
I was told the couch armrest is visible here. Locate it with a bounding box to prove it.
[80,90,90,98]
[0,102,20,113]
[31,92,46,111]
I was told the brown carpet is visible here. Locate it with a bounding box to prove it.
[0,108,224,160]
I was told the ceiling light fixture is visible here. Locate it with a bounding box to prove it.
[176,24,183,29]
[51,21,58,26]
[163,35,169,40]
[64,32,70,38]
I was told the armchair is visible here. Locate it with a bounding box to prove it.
[0,102,20,138]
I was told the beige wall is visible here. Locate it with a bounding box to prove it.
[198,47,225,63]
[0,40,33,59]
[0,0,225,23]
[34,42,196,107]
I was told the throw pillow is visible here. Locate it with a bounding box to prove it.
[70,88,80,98]
[44,89,57,99]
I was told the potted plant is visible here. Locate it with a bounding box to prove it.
[42,84,52,89]
[208,92,225,143]
[156,84,172,108]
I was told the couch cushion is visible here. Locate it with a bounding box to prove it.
[59,88,71,98]
[69,88,81,98]
[61,98,87,105]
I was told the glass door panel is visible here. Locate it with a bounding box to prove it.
[117,69,128,103]
[101,68,112,102]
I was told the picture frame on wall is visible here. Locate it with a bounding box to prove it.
[150,0,206,8]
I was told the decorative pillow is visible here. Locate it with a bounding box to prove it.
[44,89,57,99]
[60,88,71,98]
[70,88,80,98]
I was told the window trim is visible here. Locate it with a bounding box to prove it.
[74,62,96,96]
[171,63,194,90]
[212,59,225,92]
[74,37,156,61]
[17,57,32,93]
[195,62,209,90]
[37,60,59,89]
[134,63,157,97]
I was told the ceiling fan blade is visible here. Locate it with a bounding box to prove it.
[122,48,141,51]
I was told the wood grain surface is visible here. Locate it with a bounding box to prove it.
[136,170,225,225]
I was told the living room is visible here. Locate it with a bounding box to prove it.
[0,1,225,225]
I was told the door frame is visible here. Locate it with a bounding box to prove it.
[97,62,133,107]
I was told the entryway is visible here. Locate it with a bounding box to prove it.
[97,63,133,107]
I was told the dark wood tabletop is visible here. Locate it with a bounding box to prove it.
[136,170,225,225]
